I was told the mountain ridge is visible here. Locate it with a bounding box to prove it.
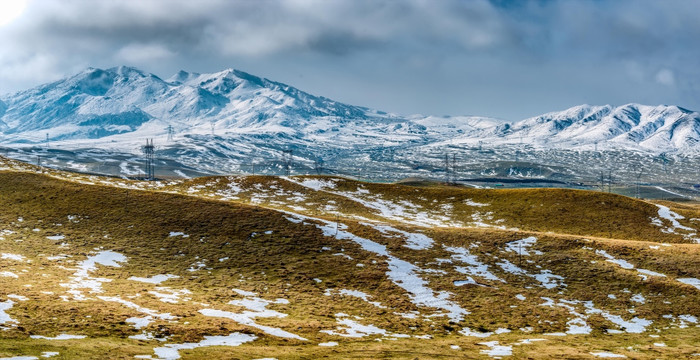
[0,66,699,181]
[0,66,700,151]
[1,66,698,154]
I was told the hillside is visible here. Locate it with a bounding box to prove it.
[0,157,699,359]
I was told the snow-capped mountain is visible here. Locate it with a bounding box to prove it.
[488,104,700,152]
[0,66,503,176]
[0,66,699,180]
[0,66,433,144]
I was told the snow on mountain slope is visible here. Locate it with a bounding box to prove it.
[1,66,699,181]
[0,66,454,152]
[409,115,503,138]
[499,104,700,152]
[433,103,700,154]
[0,67,166,141]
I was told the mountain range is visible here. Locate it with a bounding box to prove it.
[0,66,699,178]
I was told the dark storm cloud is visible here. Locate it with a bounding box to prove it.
[302,29,387,56]
[1,0,699,120]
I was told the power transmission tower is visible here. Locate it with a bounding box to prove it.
[660,153,669,174]
[452,153,457,181]
[444,153,450,184]
[635,168,644,199]
[167,125,174,142]
[283,149,293,176]
[142,139,155,180]
[314,157,324,175]
[442,153,457,184]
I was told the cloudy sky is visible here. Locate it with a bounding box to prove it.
[0,0,698,120]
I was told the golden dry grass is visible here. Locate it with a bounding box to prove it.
[0,165,698,359]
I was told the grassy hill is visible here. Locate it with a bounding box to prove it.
[0,157,698,359]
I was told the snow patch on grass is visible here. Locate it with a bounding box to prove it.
[583,302,652,333]
[479,341,513,357]
[636,269,666,278]
[454,278,483,286]
[1,253,26,262]
[504,237,541,256]
[445,245,503,283]
[678,278,700,290]
[320,313,387,338]
[595,250,634,269]
[325,289,386,308]
[459,328,495,337]
[126,317,152,329]
[653,204,699,242]
[656,204,694,231]
[168,232,189,238]
[129,274,179,285]
[0,300,17,329]
[364,223,434,250]
[149,287,192,304]
[306,215,468,321]
[199,289,306,340]
[630,294,646,304]
[539,297,591,335]
[60,250,126,300]
[98,296,175,328]
[152,333,257,360]
[465,199,489,207]
[590,352,627,358]
[540,296,652,334]
[592,248,675,281]
[470,211,509,230]
[287,177,337,191]
[496,260,565,289]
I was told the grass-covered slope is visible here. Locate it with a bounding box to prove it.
[0,162,698,359]
[170,175,700,243]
